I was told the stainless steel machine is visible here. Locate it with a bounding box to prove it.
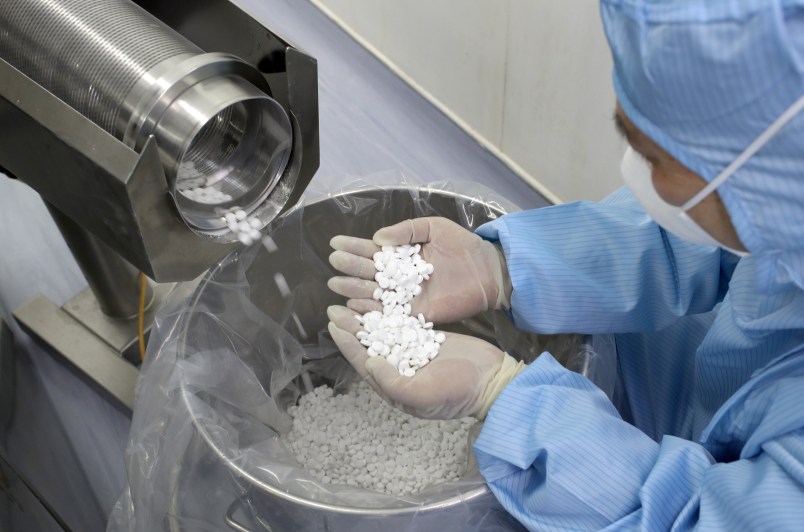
[0,0,319,411]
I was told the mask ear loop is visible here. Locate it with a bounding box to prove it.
[682,92,804,211]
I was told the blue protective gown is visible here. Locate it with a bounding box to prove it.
[473,188,804,531]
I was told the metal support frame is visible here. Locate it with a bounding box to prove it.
[13,296,140,413]
[5,0,319,413]
[47,204,153,319]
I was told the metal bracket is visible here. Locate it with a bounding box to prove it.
[14,295,139,414]
[62,283,173,366]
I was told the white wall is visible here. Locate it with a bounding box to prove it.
[313,0,625,202]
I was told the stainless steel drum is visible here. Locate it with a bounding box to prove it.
[0,0,292,237]
[171,187,600,531]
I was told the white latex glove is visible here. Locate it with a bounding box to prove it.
[327,217,510,324]
[327,305,525,420]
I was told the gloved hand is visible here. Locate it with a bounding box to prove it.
[327,305,525,420]
[327,217,510,324]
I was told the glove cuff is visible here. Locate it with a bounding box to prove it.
[493,243,512,311]
[477,353,525,420]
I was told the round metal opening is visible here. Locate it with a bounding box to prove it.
[174,93,292,233]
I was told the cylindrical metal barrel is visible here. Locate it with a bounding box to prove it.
[0,0,293,237]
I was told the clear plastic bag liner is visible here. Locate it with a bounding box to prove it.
[109,173,617,531]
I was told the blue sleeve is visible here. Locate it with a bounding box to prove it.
[474,354,804,531]
[476,188,737,334]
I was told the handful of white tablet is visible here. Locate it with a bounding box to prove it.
[355,244,444,377]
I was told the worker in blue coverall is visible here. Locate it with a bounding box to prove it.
[326,0,804,529]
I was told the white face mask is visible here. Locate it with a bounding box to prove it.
[621,147,750,257]
[619,92,804,259]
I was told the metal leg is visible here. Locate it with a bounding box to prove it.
[10,203,174,411]
[46,204,152,319]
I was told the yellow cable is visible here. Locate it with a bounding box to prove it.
[138,272,147,362]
